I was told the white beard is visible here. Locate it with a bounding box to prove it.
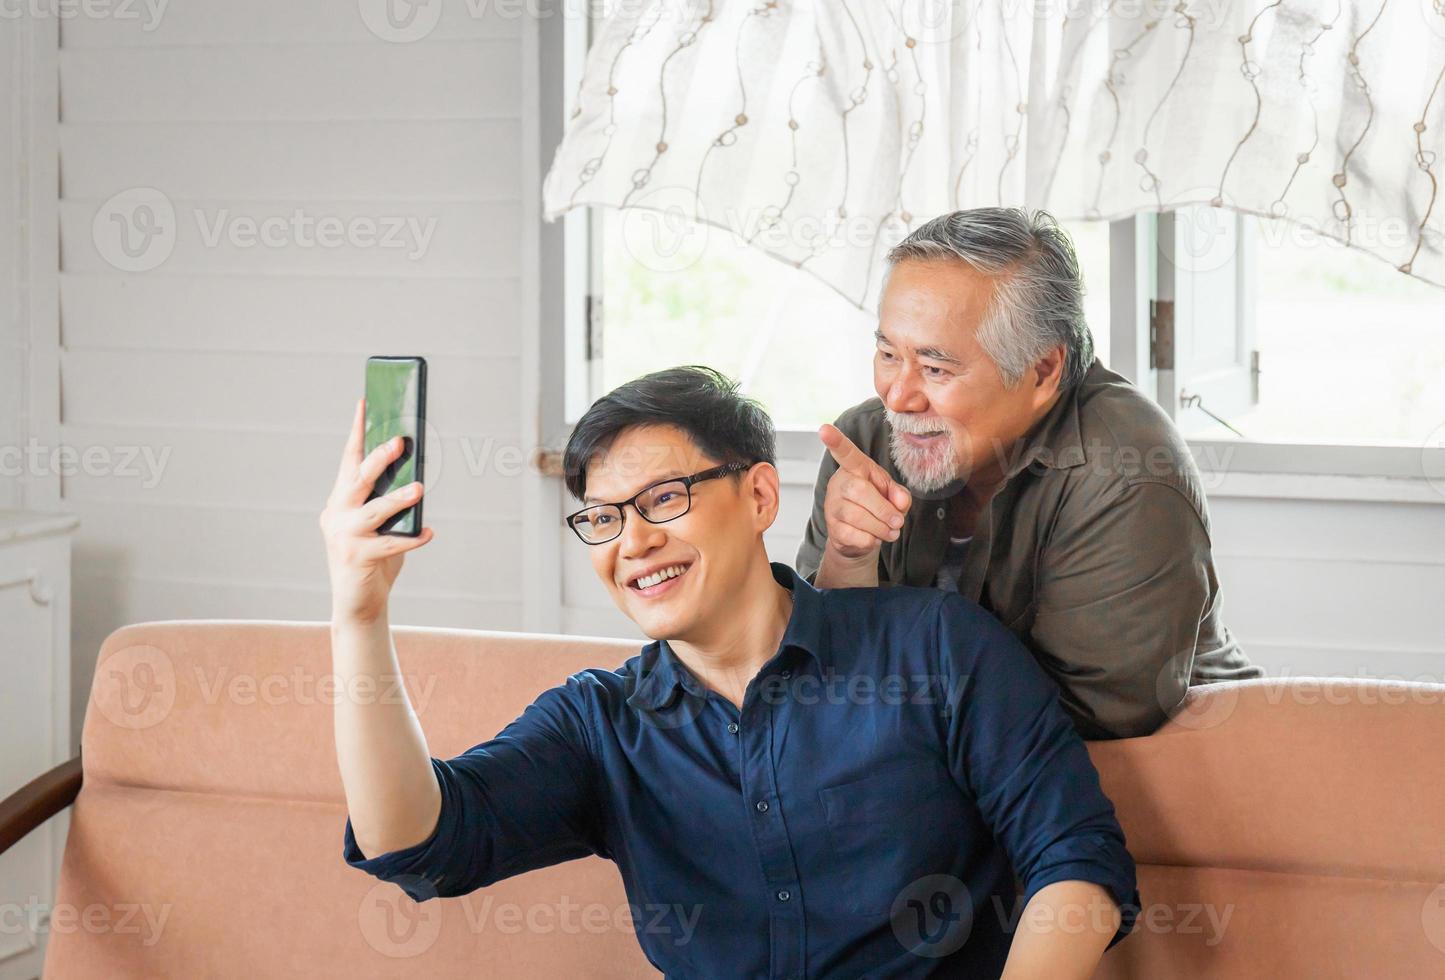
[885,409,963,494]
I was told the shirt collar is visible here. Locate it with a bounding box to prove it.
[626,562,826,713]
[1001,358,1094,479]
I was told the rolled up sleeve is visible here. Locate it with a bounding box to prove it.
[342,675,607,900]
[938,593,1139,948]
[1030,479,1215,739]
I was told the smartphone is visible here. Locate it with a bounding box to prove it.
[363,355,427,536]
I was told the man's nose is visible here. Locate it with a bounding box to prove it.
[884,363,929,414]
[617,503,666,559]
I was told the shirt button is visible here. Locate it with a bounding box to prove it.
[727,722,739,734]
[755,800,769,813]
[776,889,791,902]
[936,507,946,519]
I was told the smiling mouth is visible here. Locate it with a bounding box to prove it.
[627,562,693,597]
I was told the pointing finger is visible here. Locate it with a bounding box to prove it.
[822,423,910,508]
[820,424,876,478]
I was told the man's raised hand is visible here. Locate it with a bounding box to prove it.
[319,396,434,626]
[818,423,912,562]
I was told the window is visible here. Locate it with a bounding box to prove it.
[1174,213,1445,447]
[596,208,874,431]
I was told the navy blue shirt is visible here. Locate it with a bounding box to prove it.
[343,563,1138,977]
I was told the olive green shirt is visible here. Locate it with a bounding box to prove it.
[796,359,1260,740]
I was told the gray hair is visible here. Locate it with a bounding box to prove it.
[882,207,1095,391]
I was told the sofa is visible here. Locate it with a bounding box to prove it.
[4,620,1444,977]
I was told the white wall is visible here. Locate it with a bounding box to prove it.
[2,14,60,518]
[0,21,22,514]
[560,461,1445,684]
[55,0,539,750]
[1207,490,1445,679]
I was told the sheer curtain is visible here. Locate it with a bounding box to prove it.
[542,0,1445,308]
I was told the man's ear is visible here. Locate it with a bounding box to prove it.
[746,462,782,534]
[1031,344,1066,405]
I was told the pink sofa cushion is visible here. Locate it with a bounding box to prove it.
[50,621,657,979]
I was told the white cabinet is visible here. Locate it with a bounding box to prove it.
[0,511,78,980]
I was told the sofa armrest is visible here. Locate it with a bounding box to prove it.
[0,754,82,857]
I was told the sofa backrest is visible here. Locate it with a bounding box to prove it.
[48,622,1445,977]
[49,621,656,979]
[1088,676,1445,977]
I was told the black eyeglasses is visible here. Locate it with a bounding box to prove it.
[564,462,751,545]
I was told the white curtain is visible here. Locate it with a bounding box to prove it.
[541,0,1445,308]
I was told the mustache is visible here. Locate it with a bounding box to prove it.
[885,410,951,437]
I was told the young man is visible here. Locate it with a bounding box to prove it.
[322,366,1138,978]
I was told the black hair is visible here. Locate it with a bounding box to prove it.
[562,365,776,500]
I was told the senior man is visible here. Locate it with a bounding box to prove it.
[797,207,1260,739]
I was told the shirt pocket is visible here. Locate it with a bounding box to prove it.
[816,760,956,917]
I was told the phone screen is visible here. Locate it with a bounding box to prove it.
[363,356,426,536]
